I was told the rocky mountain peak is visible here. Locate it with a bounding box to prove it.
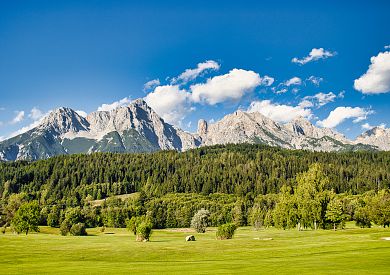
[41,107,90,134]
[361,126,387,137]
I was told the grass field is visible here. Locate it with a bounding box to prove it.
[1,223,390,274]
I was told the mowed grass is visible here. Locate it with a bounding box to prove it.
[1,223,390,274]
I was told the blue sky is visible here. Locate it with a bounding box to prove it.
[0,0,389,140]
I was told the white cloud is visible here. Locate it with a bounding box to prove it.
[11,111,25,124]
[172,60,220,84]
[307,76,323,86]
[247,100,312,123]
[261,75,275,86]
[303,92,337,108]
[29,107,44,120]
[354,51,390,94]
[317,107,372,128]
[275,88,288,94]
[361,122,386,130]
[284,77,302,86]
[292,48,336,65]
[0,136,4,141]
[97,97,132,112]
[143,79,160,91]
[191,69,262,105]
[144,85,192,126]
[385,45,390,49]
[76,110,88,118]
[298,99,314,108]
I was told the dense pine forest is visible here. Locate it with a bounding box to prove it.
[0,144,389,232]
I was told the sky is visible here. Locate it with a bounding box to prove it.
[0,0,389,140]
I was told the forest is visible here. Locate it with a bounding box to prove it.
[0,144,389,232]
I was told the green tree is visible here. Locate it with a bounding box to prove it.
[273,185,298,229]
[326,198,345,230]
[295,163,328,230]
[11,201,40,235]
[190,209,210,233]
[369,190,390,227]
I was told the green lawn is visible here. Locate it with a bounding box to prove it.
[1,224,389,274]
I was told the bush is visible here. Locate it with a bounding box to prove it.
[216,223,237,240]
[70,223,87,236]
[126,216,141,235]
[60,220,71,236]
[191,209,210,233]
[136,222,152,242]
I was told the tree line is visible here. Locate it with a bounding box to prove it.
[0,144,389,233]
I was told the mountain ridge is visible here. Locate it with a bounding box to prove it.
[0,99,387,161]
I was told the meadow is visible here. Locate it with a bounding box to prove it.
[1,223,389,274]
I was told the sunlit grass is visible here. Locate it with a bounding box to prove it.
[1,223,389,274]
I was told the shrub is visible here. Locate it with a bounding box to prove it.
[70,223,87,236]
[191,209,210,233]
[136,222,152,242]
[126,216,141,235]
[216,223,237,240]
[60,220,71,236]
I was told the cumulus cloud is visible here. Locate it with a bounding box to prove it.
[292,48,336,65]
[284,77,302,86]
[76,110,88,118]
[143,79,160,91]
[172,60,220,84]
[354,51,390,94]
[317,107,373,128]
[144,85,192,126]
[247,100,312,123]
[385,45,390,49]
[28,107,44,120]
[191,69,262,105]
[97,97,132,112]
[361,122,386,130]
[307,76,323,86]
[11,111,25,124]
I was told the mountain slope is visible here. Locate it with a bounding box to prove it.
[355,127,390,151]
[0,99,385,161]
[0,99,200,161]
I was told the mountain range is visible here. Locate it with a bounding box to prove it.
[0,98,389,161]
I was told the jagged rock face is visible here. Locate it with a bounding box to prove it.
[355,127,390,150]
[0,99,386,161]
[198,112,378,152]
[0,99,200,161]
[198,111,295,148]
